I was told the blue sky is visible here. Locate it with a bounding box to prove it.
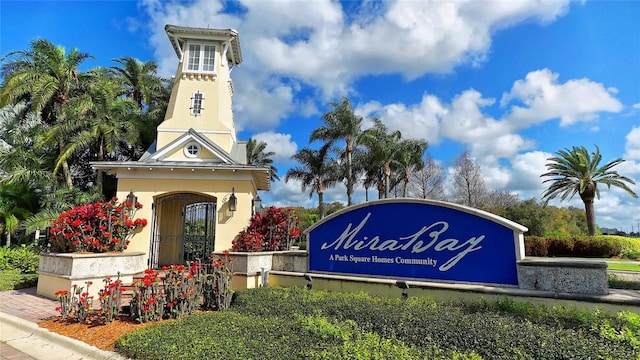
[1,0,639,231]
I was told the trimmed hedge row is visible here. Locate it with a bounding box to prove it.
[0,270,38,291]
[116,287,639,359]
[231,287,638,359]
[116,311,475,359]
[524,235,630,258]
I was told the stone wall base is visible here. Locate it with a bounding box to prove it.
[517,259,608,295]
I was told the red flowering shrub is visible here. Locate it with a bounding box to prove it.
[99,275,122,324]
[162,264,201,319]
[55,282,93,323]
[130,269,165,323]
[203,251,234,310]
[232,207,302,252]
[49,197,148,253]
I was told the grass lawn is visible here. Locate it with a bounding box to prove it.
[606,261,640,272]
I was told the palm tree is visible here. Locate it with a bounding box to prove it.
[285,144,336,218]
[541,145,638,236]
[395,139,428,197]
[0,182,38,247]
[0,38,93,188]
[246,138,280,182]
[110,56,164,109]
[310,97,363,206]
[361,118,402,198]
[49,68,140,190]
[0,103,54,189]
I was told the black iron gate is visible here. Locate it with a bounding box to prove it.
[149,193,217,268]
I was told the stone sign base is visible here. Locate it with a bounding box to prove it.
[517,259,609,295]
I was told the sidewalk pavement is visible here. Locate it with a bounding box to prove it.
[0,288,126,360]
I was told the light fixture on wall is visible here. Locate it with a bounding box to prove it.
[396,280,409,300]
[252,195,262,215]
[304,273,313,290]
[228,187,237,212]
[126,191,138,205]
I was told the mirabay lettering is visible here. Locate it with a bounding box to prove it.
[329,254,438,267]
[320,213,485,271]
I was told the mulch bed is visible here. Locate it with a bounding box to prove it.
[39,315,158,351]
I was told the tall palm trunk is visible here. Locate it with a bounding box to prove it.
[96,136,105,191]
[383,162,391,198]
[580,185,597,236]
[59,140,74,189]
[583,199,597,236]
[318,192,325,219]
[346,144,353,206]
[403,169,411,197]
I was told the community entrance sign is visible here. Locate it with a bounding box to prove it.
[306,199,527,286]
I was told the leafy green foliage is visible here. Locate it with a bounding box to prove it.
[116,287,639,359]
[0,269,38,290]
[609,274,640,290]
[116,311,473,360]
[0,244,40,273]
[238,288,639,358]
[525,235,630,258]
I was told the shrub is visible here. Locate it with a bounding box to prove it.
[162,264,201,319]
[609,274,640,290]
[0,244,40,273]
[48,197,147,253]
[202,251,234,310]
[546,237,575,256]
[116,311,474,360]
[98,275,122,324]
[232,206,301,252]
[55,281,94,323]
[574,237,622,257]
[0,269,38,290]
[615,235,640,259]
[229,287,638,359]
[129,269,166,323]
[524,236,548,256]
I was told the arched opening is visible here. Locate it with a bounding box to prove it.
[149,193,217,268]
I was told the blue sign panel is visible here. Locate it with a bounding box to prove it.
[307,200,524,286]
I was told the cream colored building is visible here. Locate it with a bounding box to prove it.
[93,25,269,268]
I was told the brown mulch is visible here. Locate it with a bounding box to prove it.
[39,314,158,351]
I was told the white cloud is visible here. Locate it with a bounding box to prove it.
[624,126,640,161]
[482,165,512,190]
[267,179,315,208]
[501,68,623,126]
[251,132,298,163]
[507,151,550,195]
[232,72,296,131]
[357,94,446,144]
[141,0,572,130]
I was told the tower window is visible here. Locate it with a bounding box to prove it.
[187,43,216,73]
[190,91,204,116]
[184,142,201,158]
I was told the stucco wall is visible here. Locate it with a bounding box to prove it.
[117,177,256,267]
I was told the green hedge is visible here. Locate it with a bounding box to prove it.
[0,244,40,273]
[116,311,473,360]
[116,287,638,359]
[0,270,38,291]
[525,235,628,258]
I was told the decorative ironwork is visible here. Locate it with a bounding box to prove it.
[149,193,217,268]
